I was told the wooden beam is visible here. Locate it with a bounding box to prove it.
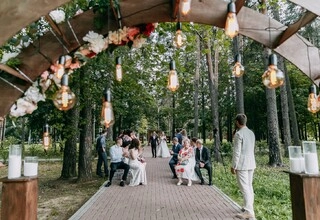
[172,0,180,20]
[275,12,317,47]
[0,0,72,46]
[235,0,245,14]
[289,0,320,16]
[45,15,70,47]
[0,64,29,82]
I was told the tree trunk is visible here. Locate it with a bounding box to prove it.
[284,63,300,145]
[193,34,200,138]
[78,70,93,182]
[205,31,221,162]
[260,0,282,166]
[201,76,206,143]
[265,51,282,166]
[233,36,244,114]
[279,56,291,157]
[60,105,79,179]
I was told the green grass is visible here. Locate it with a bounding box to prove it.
[213,153,292,220]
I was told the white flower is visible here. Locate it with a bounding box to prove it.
[83,31,106,54]
[49,9,66,24]
[108,30,122,45]
[132,37,147,48]
[0,52,19,64]
[24,85,46,103]
[75,9,84,16]
[10,98,37,117]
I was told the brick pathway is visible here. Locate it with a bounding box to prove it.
[70,146,242,220]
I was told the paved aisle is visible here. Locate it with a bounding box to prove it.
[70,146,241,220]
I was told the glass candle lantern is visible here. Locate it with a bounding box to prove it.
[8,145,22,179]
[302,141,319,174]
[288,146,304,173]
[23,156,38,177]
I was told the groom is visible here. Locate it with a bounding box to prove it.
[149,131,158,158]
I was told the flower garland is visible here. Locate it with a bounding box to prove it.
[9,20,157,117]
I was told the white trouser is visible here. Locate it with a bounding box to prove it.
[236,169,255,215]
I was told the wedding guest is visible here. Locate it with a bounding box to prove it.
[175,138,199,186]
[128,138,147,186]
[194,139,212,185]
[96,129,109,178]
[190,137,198,149]
[122,129,133,148]
[105,138,130,187]
[181,129,188,142]
[231,114,256,219]
[169,137,182,179]
[175,129,183,145]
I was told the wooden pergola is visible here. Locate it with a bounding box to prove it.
[0,0,319,117]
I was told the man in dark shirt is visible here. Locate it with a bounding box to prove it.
[96,129,109,178]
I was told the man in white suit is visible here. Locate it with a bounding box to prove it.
[231,114,256,219]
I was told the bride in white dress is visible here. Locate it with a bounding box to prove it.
[156,132,171,158]
[128,139,147,186]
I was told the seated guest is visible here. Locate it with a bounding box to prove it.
[128,138,147,186]
[169,137,182,179]
[105,138,130,187]
[190,137,198,150]
[175,139,199,186]
[194,139,213,185]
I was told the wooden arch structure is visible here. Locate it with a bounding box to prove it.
[0,0,319,117]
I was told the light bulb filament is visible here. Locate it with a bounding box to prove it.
[225,13,239,38]
[116,64,122,81]
[181,0,191,15]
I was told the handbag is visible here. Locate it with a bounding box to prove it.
[180,159,189,165]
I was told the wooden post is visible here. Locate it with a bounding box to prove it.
[286,172,320,220]
[1,177,38,220]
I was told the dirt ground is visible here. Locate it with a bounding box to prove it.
[0,161,105,220]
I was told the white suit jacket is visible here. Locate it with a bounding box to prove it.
[232,126,256,170]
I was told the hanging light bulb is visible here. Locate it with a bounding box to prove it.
[262,54,284,89]
[308,85,318,113]
[101,89,115,128]
[53,74,76,111]
[115,57,122,81]
[173,22,187,48]
[43,123,50,150]
[181,0,192,16]
[55,56,66,79]
[225,2,239,38]
[167,60,179,92]
[232,54,244,77]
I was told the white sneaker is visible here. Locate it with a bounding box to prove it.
[177,180,183,186]
[235,211,254,219]
[187,180,192,186]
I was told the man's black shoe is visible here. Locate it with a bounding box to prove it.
[208,182,212,186]
[105,182,111,187]
[172,175,178,179]
[120,181,125,187]
[200,181,204,185]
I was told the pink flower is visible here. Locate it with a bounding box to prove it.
[41,71,49,80]
[127,27,140,41]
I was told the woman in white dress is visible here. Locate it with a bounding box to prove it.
[128,138,147,186]
[156,131,171,158]
[175,138,199,186]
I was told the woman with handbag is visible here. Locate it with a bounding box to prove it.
[175,138,199,186]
